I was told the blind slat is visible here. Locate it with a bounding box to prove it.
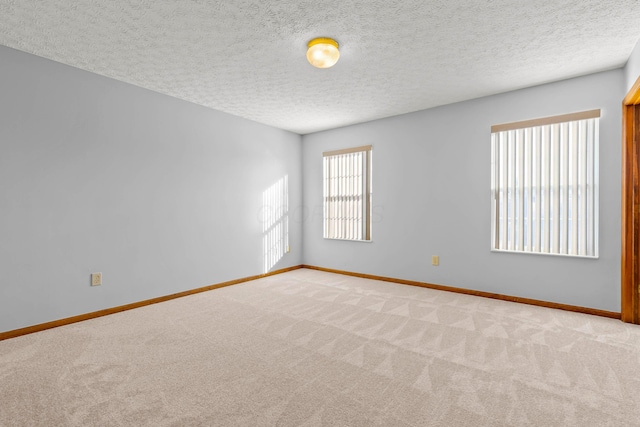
[517,129,525,251]
[491,134,500,248]
[510,130,516,250]
[578,120,587,255]
[525,128,533,251]
[501,133,509,249]
[570,121,579,255]
[543,126,551,253]
[535,128,542,252]
[561,123,569,254]
[587,120,596,254]
[552,124,560,254]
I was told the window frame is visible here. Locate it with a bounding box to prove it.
[323,145,372,241]
[490,110,600,258]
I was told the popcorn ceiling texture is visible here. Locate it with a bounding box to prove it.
[1,0,640,134]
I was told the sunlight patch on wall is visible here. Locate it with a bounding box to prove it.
[262,175,289,273]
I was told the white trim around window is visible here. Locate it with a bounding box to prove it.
[491,110,600,258]
[323,145,372,241]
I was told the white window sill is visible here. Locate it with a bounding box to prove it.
[324,237,373,243]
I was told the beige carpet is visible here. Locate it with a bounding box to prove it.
[1,269,640,426]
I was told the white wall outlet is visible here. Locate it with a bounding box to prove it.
[286,245,291,253]
[91,272,102,286]
[431,256,439,266]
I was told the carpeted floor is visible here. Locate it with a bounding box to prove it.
[1,268,640,426]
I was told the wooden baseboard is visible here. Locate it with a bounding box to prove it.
[2,263,620,341]
[302,265,621,320]
[0,265,303,341]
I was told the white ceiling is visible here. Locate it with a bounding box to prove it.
[1,1,640,135]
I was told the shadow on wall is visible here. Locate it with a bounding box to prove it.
[262,175,289,273]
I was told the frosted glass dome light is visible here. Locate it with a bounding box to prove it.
[307,38,340,69]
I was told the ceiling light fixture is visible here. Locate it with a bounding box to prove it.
[306,37,340,69]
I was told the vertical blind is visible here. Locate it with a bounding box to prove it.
[323,145,372,240]
[491,110,600,257]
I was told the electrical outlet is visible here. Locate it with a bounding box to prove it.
[286,245,291,253]
[431,256,439,266]
[91,272,102,287]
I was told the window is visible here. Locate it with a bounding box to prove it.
[491,110,600,257]
[323,145,372,240]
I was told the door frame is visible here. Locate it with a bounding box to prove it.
[622,75,640,323]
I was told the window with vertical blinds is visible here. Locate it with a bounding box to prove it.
[323,145,372,241]
[490,110,600,257]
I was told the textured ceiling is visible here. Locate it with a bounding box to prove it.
[1,1,640,134]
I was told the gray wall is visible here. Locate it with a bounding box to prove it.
[626,38,640,92]
[1,41,633,333]
[0,46,302,332]
[302,69,624,312]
